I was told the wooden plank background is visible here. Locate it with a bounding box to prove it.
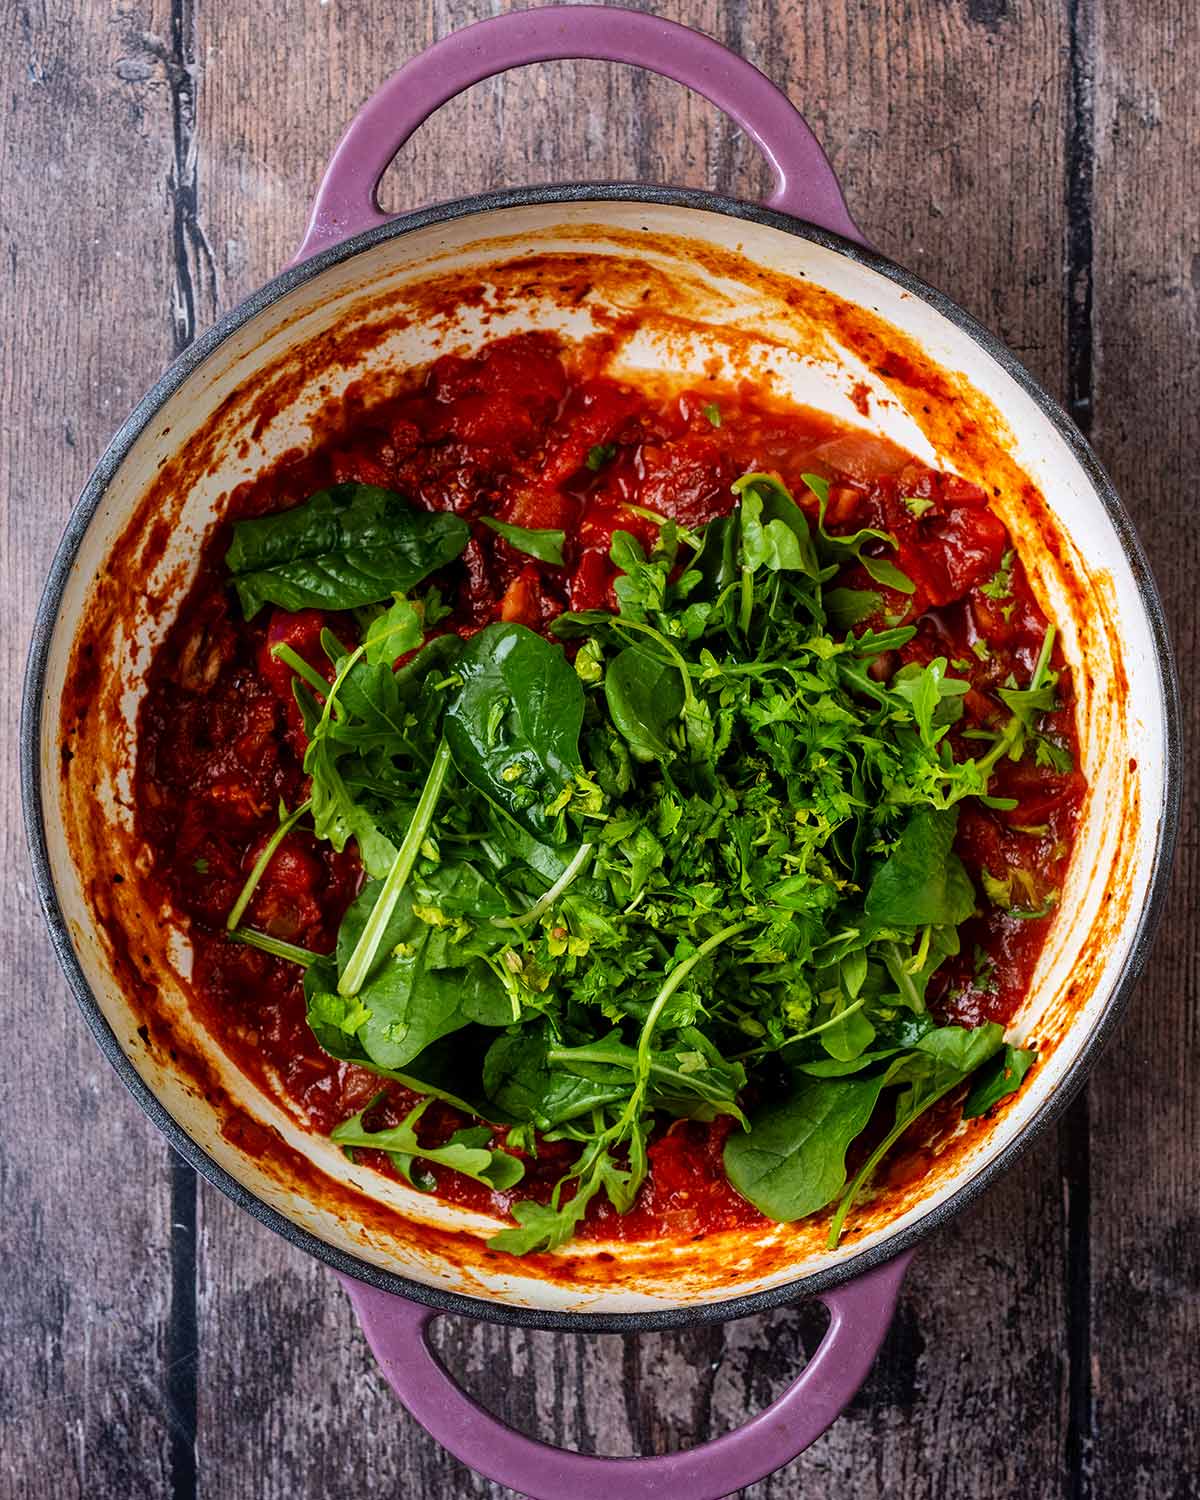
[2,1,1196,1495]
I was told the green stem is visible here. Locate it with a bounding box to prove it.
[481,951,525,1023]
[547,1045,629,1071]
[338,736,452,997]
[492,842,595,930]
[313,641,367,737]
[1031,621,1057,683]
[635,921,753,1079]
[228,926,319,968]
[885,942,925,1012]
[548,1043,690,1081]
[739,566,754,636]
[623,503,703,551]
[788,993,869,1045]
[225,799,312,932]
[547,1045,732,1107]
[271,643,331,701]
[826,1079,959,1248]
[696,659,794,679]
[606,617,697,709]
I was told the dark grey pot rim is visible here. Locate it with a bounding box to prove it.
[21,183,1182,1334]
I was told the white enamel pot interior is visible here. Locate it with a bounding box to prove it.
[24,190,1179,1324]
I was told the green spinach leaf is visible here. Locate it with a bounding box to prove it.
[865,808,976,931]
[305,882,511,1072]
[444,623,585,842]
[724,1076,887,1220]
[483,1030,629,1129]
[825,1022,1007,1244]
[603,645,685,762]
[963,1043,1036,1117]
[481,516,567,566]
[227,483,469,617]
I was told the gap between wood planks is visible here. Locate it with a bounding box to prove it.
[1063,1,1096,1498]
[164,1,209,1497]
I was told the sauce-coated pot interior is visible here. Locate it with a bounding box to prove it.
[36,198,1166,1314]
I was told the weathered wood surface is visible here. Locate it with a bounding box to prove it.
[1087,1,1200,1492]
[1,3,181,1497]
[2,1,1196,1497]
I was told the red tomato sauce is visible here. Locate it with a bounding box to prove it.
[135,331,1082,1240]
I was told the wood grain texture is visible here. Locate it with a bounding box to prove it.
[0,3,184,1497]
[1087,0,1200,1490]
[3,1,1196,1497]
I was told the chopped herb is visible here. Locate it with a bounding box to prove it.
[981,868,1014,909]
[979,548,1015,602]
[702,402,722,428]
[904,496,935,518]
[980,865,1058,920]
[585,443,617,471]
[1010,891,1059,920]
[1034,736,1074,774]
[973,946,998,993]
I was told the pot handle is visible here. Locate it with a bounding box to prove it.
[294,4,863,264]
[338,1250,911,1500]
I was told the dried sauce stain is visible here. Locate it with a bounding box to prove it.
[54,218,1135,1302]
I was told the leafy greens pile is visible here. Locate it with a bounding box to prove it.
[225,474,1042,1254]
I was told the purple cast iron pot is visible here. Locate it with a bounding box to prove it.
[22,8,1179,1499]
